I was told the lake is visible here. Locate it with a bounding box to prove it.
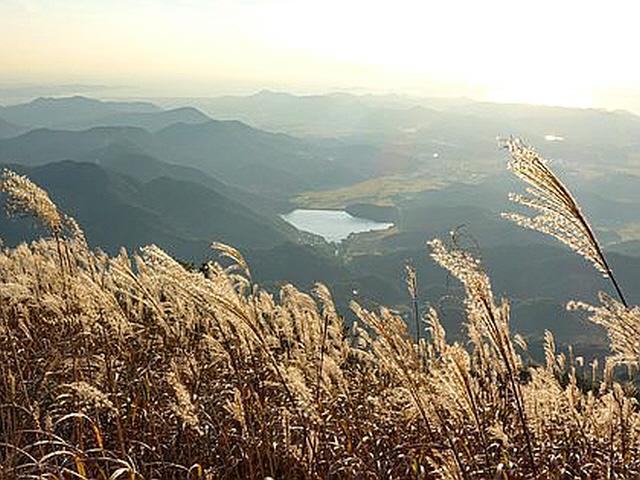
[281,209,394,243]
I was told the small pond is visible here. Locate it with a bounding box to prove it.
[281,209,394,243]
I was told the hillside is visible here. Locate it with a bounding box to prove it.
[0,126,153,165]
[0,117,28,139]
[0,161,296,258]
[152,120,365,193]
[0,121,377,195]
[85,143,292,214]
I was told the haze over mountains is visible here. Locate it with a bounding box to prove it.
[1,92,639,358]
[157,90,640,146]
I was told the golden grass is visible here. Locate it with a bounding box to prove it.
[1,144,639,479]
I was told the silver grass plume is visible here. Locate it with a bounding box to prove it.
[405,263,421,343]
[502,138,627,307]
[429,237,537,473]
[210,241,249,272]
[0,169,63,234]
[568,293,640,367]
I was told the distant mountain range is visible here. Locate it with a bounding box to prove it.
[0,96,211,132]
[0,96,420,195]
[158,90,640,146]
[0,123,362,195]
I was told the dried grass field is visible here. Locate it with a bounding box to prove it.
[1,140,639,479]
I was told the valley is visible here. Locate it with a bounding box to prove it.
[1,92,639,360]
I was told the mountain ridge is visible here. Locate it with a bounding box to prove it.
[0,160,298,259]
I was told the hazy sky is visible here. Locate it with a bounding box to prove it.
[2,0,640,110]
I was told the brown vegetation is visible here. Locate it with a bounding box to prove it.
[1,141,639,478]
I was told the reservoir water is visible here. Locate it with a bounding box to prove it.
[281,209,394,243]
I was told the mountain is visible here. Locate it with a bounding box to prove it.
[85,144,292,214]
[152,120,367,193]
[169,90,441,137]
[0,96,212,132]
[0,161,296,259]
[67,107,211,131]
[162,90,489,142]
[0,96,161,129]
[0,126,153,165]
[0,117,28,139]
[0,122,373,195]
[173,91,640,171]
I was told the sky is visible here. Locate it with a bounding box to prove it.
[2,0,640,110]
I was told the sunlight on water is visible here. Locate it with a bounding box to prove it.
[281,209,393,243]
